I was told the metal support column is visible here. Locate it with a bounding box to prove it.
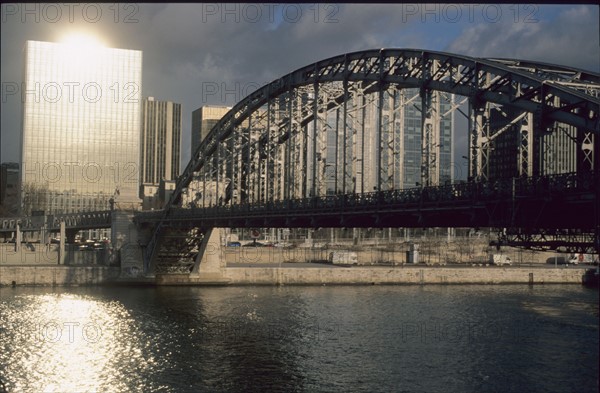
[334,107,340,194]
[361,93,366,194]
[519,112,534,177]
[285,90,293,201]
[342,79,349,194]
[376,88,384,191]
[312,82,319,197]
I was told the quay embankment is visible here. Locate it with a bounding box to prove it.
[0,264,588,287]
[0,242,120,286]
[0,265,121,286]
[0,243,590,286]
[158,264,586,286]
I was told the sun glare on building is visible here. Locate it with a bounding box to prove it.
[61,33,105,49]
[21,39,142,215]
[58,34,107,66]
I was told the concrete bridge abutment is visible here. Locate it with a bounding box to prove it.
[111,210,144,278]
[189,228,228,283]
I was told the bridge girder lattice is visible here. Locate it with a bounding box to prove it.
[143,49,599,274]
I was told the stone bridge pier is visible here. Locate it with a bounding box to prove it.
[144,225,228,283]
[112,212,227,282]
[111,210,144,278]
[189,228,227,281]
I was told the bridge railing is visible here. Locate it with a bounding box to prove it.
[140,172,595,223]
[0,210,112,232]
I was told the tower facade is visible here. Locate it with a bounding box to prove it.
[319,88,454,195]
[140,97,182,209]
[140,97,181,184]
[20,40,142,214]
[191,105,231,158]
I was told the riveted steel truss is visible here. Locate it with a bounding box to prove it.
[143,49,599,273]
[493,228,597,254]
[174,49,598,205]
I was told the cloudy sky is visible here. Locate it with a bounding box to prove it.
[1,3,598,169]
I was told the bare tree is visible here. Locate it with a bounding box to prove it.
[21,182,50,215]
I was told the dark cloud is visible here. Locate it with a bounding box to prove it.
[2,4,597,168]
[2,4,426,165]
[447,5,599,72]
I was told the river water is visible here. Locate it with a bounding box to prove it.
[0,284,598,393]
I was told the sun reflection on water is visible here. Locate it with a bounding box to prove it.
[0,292,155,392]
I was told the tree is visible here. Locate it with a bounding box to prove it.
[21,182,50,215]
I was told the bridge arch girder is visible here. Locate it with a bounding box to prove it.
[145,49,599,274]
[173,48,598,208]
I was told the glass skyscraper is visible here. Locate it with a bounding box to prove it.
[20,40,142,214]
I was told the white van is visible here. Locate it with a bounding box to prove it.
[568,254,595,265]
[329,251,358,265]
[490,254,512,266]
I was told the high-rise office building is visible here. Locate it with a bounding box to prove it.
[186,106,231,208]
[191,105,231,157]
[186,90,454,207]
[20,40,142,214]
[319,88,454,195]
[400,89,454,188]
[140,97,182,210]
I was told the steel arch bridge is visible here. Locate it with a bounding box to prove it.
[141,48,599,274]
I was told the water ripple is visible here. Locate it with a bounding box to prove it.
[1,285,597,392]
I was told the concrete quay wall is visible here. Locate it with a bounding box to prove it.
[0,266,120,286]
[221,266,584,285]
[0,265,585,286]
[223,247,562,265]
[0,244,107,265]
